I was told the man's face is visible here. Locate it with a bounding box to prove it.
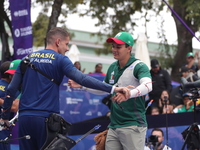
[111,43,131,60]
[152,130,164,144]
[182,71,190,78]
[186,56,194,63]
[151,66,160,73]
[57,36,70,55]
[95,64,102,73]
[74,62,81,70]
[183,96,190,105]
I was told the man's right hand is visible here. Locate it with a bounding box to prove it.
[114,87,130,100]
[68,79,81,88]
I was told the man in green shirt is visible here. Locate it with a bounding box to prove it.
[68,32,152,150]
[173,92,194,113]
[105,32,152,150]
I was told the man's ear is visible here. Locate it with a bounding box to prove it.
[55,38,60,46]
[128,46,132,53]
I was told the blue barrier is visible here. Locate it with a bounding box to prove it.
[9,75,194,150]
[59,76,109,123]
[67,112,200,150]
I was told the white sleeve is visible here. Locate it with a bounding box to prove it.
[173,108,178,113]
[144,146,150,150]
[130,77,152,98]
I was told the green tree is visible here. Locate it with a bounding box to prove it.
[82,0,165,55]
[83,0,200,81]
[2,0,200,82]
[32,0,83,46]
[0,0,12,61]
[32,13,49,47]
[171,0,200,81]
[35,0,83,33]
[32,12,72,47]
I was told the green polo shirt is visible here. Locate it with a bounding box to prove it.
[104,55,151,128]
[175,105,194,113]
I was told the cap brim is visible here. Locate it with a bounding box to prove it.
[5,69,16,75]
[106,38,126,45]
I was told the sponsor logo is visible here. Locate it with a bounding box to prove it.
[14,29,20,37]
[86,111,92,116]
[66,97,83,104]
[14,9,28,17]
[89,99,100,105]
[16,48,32,56]
[63,83,72,92]
[70,111,80,114]
[14,26,32,38]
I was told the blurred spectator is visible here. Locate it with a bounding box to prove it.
[179,66,199,83]
[173,92,194,113]
[148,59,172,108]
[195,51,200,77]
[74,61,85,73]
[170,66,199,107]
[0,60,21,150]
[177,65,200,107]
[150,107,160,115]
[89,63,106,76]
[145,128,172,150]
[183,52,199,73]
[158,90,175,114]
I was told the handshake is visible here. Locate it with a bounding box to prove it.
[68,79,134,104]
[112,86,134,103]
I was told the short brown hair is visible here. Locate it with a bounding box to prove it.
[46,27,70,45]
[151,128,164,136]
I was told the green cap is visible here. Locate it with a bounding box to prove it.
[106,32,134,46]
[5,59,21,75]
[186,52,194,58]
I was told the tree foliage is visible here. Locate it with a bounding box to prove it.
[34,0,83,32]
[171,0,200,81]
[32,13,49,47]
[1,0,200,82]
[32,12,71,47]
[80,0,200,81]
[0,0,12,61]
[80,0,166,55]
[31,0,83,47]
[185,0,200,25]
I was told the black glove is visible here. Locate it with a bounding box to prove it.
[102,94,112,109]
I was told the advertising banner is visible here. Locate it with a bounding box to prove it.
[59,75,109,123]
[9,0,33,59]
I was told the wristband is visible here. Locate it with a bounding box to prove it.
[81,86,88,90]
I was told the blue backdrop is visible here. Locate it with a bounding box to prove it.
[10,75,197,150]
[58,75,196,150]
[68,125,188,150]
[59,75,110,123]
